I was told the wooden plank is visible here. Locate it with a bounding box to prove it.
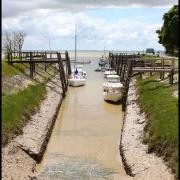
[133,68,179,72]
[7,59,67,63]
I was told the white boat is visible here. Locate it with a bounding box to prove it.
[72,64,87,78]
[103,89,122,102]
[103,69,117,78]
[69,65,87,86]
[103,75,123,102]
[103,75,123,90]
[68,24,87,87]
[68,74,86,87]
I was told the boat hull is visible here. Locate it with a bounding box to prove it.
[103,71,117,78]
[103,91,122,102]
[68,78,86,87]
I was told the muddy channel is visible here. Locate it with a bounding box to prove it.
[35,58,132,180]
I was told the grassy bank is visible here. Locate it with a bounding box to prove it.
[2,83,46,146]
[136,76,178,179]
[2,61,28,77]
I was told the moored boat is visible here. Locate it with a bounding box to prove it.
[103,69,117,78]
[68,74,86,87]
[103,89,122,102]
[103,75,123,102]
[68,24,87,87]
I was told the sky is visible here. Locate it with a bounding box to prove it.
[2,0,178,51]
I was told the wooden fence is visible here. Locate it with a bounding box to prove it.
[6,51,72,97]
[108,53,179,111]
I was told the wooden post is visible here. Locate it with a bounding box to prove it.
[119,55,123,78]
[160,58,163,79]
[109,53,111,65]
[33,62,35,75]
[169,68,174,85]
[44,52,47,71]
[57,52,67,97]
[117,55,121,75]
[30,51,33,78]
[150,59,153,76]
[122,59,133,111]
[120,56,127,82]
[65,51,71,76]
[172,58,175,84]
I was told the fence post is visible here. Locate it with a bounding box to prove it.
[65,51,71,76]
[30,51,33,78]
[122,59,133,111]
[57,52,67,97]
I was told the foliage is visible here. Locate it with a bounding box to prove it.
[2,83,46,145]
[156,5,179,54]
[2,61,28,77]
[136,77,178,179]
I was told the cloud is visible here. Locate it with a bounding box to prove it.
[2,9,164,50]
[2,0,178,18]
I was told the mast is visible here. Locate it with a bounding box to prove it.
[48,38,51,51]
[75,24,77,62]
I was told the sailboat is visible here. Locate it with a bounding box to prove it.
[68,25,87,87]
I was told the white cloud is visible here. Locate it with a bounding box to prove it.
[3,10,164,50]
[2,1,169,50]
[2,0,178,18]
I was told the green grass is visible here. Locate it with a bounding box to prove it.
[136,76,178,179]
[2,60,28,77]
[2,83,46,146]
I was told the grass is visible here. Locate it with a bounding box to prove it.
[2,83,46,146]
[136,76,178,179]
[2,60,28,77]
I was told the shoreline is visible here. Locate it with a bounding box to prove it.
[2,75,63,179]
[120,79,174,180]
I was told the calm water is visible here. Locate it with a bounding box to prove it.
[36,57,132,180]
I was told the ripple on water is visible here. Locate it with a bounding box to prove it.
[37,154,117,180]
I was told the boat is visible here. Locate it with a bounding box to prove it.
[103,75,122,90]
[68,73,86,87]
[68,25,87,87]
[94,67,102,72]
[103,69,117,78]
[72,64,87,78]
[103,89,122,102]
[103,75,123,102]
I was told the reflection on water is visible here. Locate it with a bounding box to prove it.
[36,57,131,180]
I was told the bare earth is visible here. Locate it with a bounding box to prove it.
[2,76,63,180]
[120,79,174,180]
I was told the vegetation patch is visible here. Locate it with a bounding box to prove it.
[136,76,178,179]
[2,83,46,146]
[2,60,28,77]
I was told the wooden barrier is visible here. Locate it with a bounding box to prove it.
[108,52,178,111]
[6,50,72,97]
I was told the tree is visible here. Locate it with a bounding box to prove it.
[15,32,25,58]
[2,32,13,53]
[15,32,25,53]
[2,31,26,59]
[156,5,179,55]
